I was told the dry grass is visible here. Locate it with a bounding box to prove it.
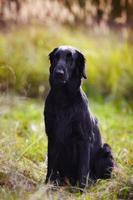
[0,94,133,199]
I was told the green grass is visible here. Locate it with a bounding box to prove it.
[0,26,133,103]
[0,94,133,200]
[0,25,133,199]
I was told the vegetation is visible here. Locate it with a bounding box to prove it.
[0,94,133,199]
[1,0,133,25]
[56,0,133,25]
[0,26,133,104]
[0,2,132,199]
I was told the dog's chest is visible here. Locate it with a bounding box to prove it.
[55,106,74,126]
[53,106,78,139]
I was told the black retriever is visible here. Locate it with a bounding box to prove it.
[44,46,114,191]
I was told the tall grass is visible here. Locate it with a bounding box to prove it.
[0,26,133,104]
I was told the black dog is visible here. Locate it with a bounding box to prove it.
[44,46,114,191]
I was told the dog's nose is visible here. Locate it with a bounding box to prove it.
[55,69,64,78]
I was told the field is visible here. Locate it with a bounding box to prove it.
[0,26,133,103]
[0,25,133,199]
[0,94,133,200]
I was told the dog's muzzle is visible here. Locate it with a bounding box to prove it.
[53,67,67,84]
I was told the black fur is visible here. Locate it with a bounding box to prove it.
[44,46,114,191]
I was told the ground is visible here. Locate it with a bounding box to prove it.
[0,93,133,200]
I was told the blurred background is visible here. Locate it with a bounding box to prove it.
[0,0,132,106]
[0,1,133,199]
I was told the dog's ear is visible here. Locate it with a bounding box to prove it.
[76,51,87,79]
[48,48,58,74]
[48,47,58,65]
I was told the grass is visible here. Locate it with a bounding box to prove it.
[0,26,133,103]
[0,24,132,199]
[0,93,133,200]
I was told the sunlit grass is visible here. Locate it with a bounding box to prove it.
[0,25,132,199]
[0,94,133,199]
[0,26,132,102]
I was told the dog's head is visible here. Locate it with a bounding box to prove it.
[49,46,86,86]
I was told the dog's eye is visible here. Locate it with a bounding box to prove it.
[55,53,60,60]
[66,52,72,64]
[67,52,72,58]
[53,53,60,64]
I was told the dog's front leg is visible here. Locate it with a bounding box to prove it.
[45,139,59,184]
[78,140,91,192]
